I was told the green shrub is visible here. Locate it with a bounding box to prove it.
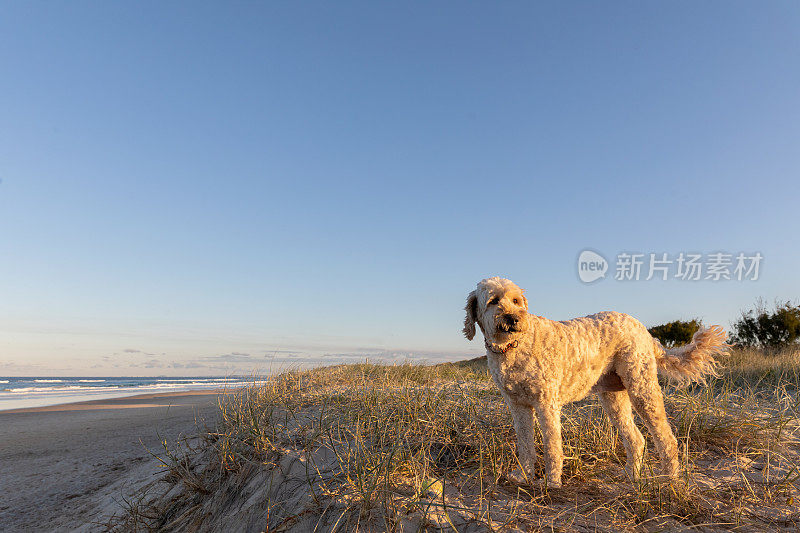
[731,299,800,348]
[648,319,701,348]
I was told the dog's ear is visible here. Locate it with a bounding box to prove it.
[520,294,528,310]
[463,290,478,340]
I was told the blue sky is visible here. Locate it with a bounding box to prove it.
[1,2,798,375]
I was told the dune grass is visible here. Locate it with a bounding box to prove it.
[108,347,800,532]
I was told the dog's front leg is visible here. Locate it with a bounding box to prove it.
[506,399,537,482]
[534,397,563,488]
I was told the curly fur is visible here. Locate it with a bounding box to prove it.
[655,325,726,383]
[463,277,728,488]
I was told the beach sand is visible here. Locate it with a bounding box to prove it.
[0,391,221,532]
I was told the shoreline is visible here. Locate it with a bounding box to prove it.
[0,387,229,414]
[0,389,223,531]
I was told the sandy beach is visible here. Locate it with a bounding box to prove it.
[0,391,221,532]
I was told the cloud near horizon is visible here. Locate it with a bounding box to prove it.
[1,344,481,377]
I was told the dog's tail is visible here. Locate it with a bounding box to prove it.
[654,325,728,383]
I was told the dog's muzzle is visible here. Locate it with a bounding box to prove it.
[496,313,522,333]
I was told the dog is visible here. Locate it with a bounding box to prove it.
[463,277,727,487]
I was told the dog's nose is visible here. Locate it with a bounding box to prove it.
[502,314,518,326]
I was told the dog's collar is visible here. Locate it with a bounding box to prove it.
[485,339,519,354]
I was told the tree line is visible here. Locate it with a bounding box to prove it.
[648,299,800,349]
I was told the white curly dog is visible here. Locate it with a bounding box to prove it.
[463,277,727,488]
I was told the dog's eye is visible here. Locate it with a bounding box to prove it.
[513,298,520,305]
[488,297,499,305]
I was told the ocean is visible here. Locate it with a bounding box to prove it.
[0,376,256,411]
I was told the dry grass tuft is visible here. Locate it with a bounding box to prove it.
[107,349,800,532]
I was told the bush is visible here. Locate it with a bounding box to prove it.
[648,319,702,348]
[730,299,800,348]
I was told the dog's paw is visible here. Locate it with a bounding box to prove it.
[506,468,531,485]
[533,478,562,489]
[506,469,563,489]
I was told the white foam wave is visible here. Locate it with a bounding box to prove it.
[34,379,63,383]
[1,380,256,396]
[156,378,233,382]
[6,385,89,393]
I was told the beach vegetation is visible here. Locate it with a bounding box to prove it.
[107,346,800,532]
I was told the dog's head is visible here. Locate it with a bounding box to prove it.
[463,277,529,343]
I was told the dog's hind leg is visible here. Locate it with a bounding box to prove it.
[599,389,645,481]
[621,358,680,479]
[506,400,538,482]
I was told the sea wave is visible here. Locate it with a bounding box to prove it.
[78,379,106,382]
[34,379,64,383]
[1,381,256,396]
[4,385,89,393]
[156,378,234,382]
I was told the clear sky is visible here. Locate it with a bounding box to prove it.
[1,2,799,376]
